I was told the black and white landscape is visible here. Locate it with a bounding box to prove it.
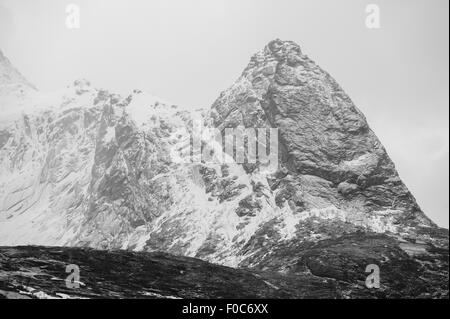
[0,1,448,300]
[0,38,448,299]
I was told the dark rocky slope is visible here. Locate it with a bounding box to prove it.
[0,234,447,299]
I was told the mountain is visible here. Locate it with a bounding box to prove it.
[0,40,448,298]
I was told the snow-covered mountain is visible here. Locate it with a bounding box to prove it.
[0,42,448,298]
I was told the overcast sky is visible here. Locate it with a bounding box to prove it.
[0,0,448,227]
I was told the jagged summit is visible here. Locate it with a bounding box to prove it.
[242,39,304,76]
[213,38,435,232]
[263,39,303,60]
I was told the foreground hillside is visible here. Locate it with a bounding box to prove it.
[0,231,447,299]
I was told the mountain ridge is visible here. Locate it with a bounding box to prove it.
[0,40,447,298]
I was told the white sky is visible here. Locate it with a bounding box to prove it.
[0,0,448,227]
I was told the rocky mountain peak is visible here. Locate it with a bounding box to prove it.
[0,49,36,109]
[213,39,435,232]
[266,39,303,59]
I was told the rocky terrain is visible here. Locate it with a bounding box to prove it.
[0,40,448,298]
[0,236,447,299]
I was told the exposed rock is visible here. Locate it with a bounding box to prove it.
[337,181,359,197]
[0,130,11,149]
[236,195,263,217]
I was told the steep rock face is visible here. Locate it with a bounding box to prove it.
[211,39,432,229]
[0,41,448,295]
[207,39,444,269]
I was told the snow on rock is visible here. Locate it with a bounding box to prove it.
[0,41,444,272]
